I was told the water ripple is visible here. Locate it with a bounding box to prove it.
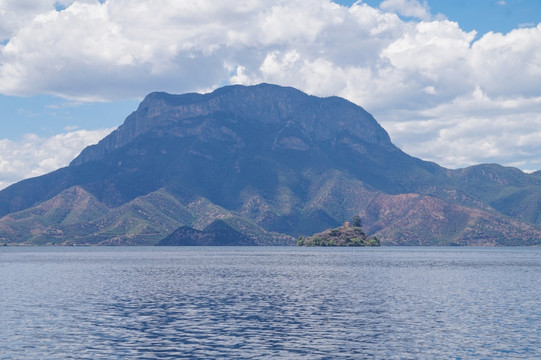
[1,247,540,359]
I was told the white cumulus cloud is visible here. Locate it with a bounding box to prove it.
[0,0,540,179]
[0,128,113,190]
[380,0,431,20]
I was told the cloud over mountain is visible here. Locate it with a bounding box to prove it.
[0,0,540,172]
[0,128,112,190]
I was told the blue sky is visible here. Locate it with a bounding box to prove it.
[335,0,541,35]
[1,95,138,140]
[1,0,541,189]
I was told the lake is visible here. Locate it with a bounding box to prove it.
[1,246,540,359]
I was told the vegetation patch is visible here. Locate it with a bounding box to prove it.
[298,216,380,247]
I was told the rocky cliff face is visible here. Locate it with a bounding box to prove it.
[1,83,541,246]
[71,84,393,166]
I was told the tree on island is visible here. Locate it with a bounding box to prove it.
[352,215,362,228]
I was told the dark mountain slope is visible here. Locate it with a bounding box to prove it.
[71,83,447,196]
[71,84,393,165]
[157,219,257,246]
[1,83,541,245]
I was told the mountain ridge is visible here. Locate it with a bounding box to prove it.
[70,84,394,166]
[1,83,541,246]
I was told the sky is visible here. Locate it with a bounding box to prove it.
[1,0,541,190]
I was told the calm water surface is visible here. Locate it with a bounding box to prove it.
[1,246,540,359]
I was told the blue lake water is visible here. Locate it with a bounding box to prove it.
[1,246,540,359]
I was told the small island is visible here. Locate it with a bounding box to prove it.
[297,216,380,247]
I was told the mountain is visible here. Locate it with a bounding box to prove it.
[156,219,256,246]
[1,83,541,246]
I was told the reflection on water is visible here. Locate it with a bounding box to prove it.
[1,247,540,359]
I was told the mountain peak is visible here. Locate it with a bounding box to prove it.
[70,83,393,166]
